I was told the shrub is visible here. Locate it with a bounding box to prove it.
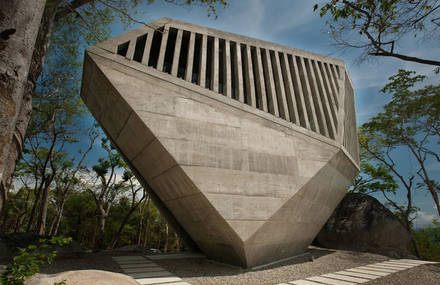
[1,236,71,285]
[413,220,440,261]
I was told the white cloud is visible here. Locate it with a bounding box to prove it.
[415,211,436,227]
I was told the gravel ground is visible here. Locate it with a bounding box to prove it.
[2,247,437,285]
[155,247,391,285]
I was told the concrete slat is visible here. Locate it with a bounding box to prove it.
[171,29,183,76]
[184,32,195,82]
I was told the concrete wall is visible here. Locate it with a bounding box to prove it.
[81,18,360,268]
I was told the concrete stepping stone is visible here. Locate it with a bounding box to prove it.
[119,263,159,269]
[124,267,165,273]
[359,265,400,273]
[381,261,416,267]
[393,259,436,265]
[113,256,145,260]
[322,273,369,283]
[290,280,324,285]
[117,260,155,265]
[371,264,407,270]
[146,252,205,260]
[128,271,173,279]
[136,276,183,284]
[112,255,189,285]
[376,262,413,269]
[307,276,356,285]
[360,265,399,273]
[345,268,389,276]
[334,270,380,280]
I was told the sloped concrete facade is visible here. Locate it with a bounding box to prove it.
[80,18,360,268]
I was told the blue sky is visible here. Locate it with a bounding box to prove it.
[86,0,440,226]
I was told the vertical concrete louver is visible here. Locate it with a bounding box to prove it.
[81,18,360,268]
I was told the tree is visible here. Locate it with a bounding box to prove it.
[357,129,419,228]
[356,69,440,256]
[413,219,440,261]
[314,0,440,68]
[110,169,146,249]
[15,49,96,235]
[351,130,399,195]
[0,0,227,220]
[0,0,46,217]
[362,70,440,216]
[89,137,126,249]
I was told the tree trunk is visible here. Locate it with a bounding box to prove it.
[96,204,107,250]
[164,223,169,253]
[0,0,46,218]
[37,175,53,235]
[143,198,151,248]
[26,185,43,232]
[14,212,26,232]
[175,234,181,252]
[47,213,57,236]
[137,199,146,246]
[51,199,66,236]
[110,206,139,249]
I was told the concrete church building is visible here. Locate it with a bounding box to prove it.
[80,18,360,268]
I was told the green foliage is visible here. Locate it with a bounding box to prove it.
[148,0,228,17]
[413,220,440,261]
[355,69,440,230]
[314,1,440,66]
[1,237,71,285]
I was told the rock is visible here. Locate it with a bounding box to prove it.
[0,232,84,259]
[315,193,415,258]
[26,270,139,285]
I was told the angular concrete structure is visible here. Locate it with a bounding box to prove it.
[80,18,360,268]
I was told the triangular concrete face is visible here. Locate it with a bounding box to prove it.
[81,18,359,268]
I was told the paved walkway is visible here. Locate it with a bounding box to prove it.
[277,259,438,285]
[112,256,190,285]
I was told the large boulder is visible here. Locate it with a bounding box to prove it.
[26,270,139,285]
[315,193,414,258]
